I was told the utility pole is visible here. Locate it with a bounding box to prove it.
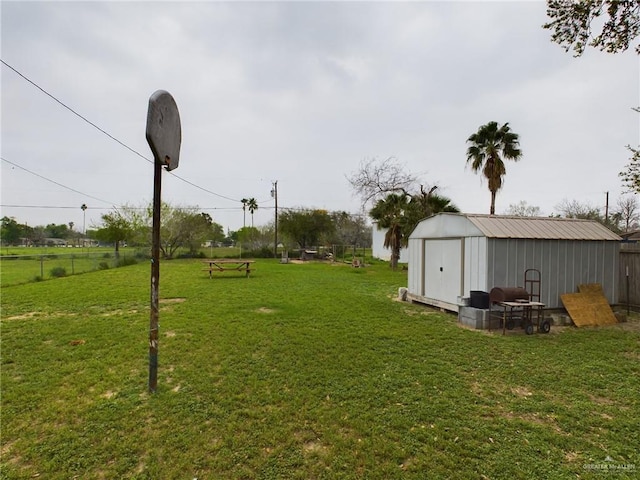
[81,203,87,248]
[605,191,609,225]
[271,181,278,258]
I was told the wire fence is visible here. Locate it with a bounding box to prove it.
[0,251,146,287]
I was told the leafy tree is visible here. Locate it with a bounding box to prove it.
[207,216,226,245]
[1,217,23,245]
[620,108,640,194]
[543,0,640,56]
[505,201,542,217]
[31,226,45,246]
[154,204,217,258]
[329,211,372,248]
[279,209,334,249]
[620,144,640,194]
[370,193,411,270]
[44,223,70,239]
[94,210,134,257]
[180,212,223,255]
[466,121,523,215]
[237,226,260,249]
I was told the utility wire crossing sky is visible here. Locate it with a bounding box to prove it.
[1,1,638,231]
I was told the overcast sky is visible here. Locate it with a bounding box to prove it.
[1,1,638,233]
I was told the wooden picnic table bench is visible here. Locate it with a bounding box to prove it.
[202,259,255,278]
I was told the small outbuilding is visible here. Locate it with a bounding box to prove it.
[406,213,621,312]
[371,222,409,263]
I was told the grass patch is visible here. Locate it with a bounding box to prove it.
[1,260,639,479]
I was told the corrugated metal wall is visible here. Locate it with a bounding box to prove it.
[462,236,488,294]
[407,239,423,296]
[487,239,619,308]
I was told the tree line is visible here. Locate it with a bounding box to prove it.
[1,204,373,259]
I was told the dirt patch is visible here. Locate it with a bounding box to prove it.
[3,311,41,321]
[160,298,186,304]
[3,311,80,321]
[511,386,533,398]
[588,394,615,406]
[257,307,275,314]
[564,451,580,463]
[302,440,327,455]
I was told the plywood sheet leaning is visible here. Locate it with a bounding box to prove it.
[578,283,606,296]
[560,284,618,327]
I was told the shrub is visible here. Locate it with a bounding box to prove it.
[177,251,206,259]
[102,253,112,259]
[50,267,67,278]
[116,256,138,267]
[244,246,275,258]
[98,262,110,270]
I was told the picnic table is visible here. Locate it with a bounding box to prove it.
[202,259,255,278]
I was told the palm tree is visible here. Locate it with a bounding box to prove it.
[404,186,460,242]
[247,198,258,228]
[466,121,522,215]
[425,193,459,213]
[370,193,411,270]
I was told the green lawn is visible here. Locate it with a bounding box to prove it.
[1,259,638,479]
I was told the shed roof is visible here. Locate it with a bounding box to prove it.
[464,214,621,240]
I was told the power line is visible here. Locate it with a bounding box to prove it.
[1,59,153,166]
[1,156,116,206]
[1,204,109,210]
[1,59,245,204]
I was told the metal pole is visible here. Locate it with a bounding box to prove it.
[149,160,162,393]
[627,266,630,317]
[273,181,278,258]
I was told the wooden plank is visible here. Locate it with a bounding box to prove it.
[561,285,618,327]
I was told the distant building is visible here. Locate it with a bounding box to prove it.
[43,238,67,247]
[371,222,409,263]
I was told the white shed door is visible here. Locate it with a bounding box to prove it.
[423,239,462,304]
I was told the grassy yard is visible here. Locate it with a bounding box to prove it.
[1,259,638,479]
[0,247,242,287]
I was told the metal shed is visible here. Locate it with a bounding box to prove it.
[406,213,621,312]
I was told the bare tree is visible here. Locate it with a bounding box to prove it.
[347,157,419,208]
[615,195,640,232]
[554,198,602,221]
[505,201,542,217]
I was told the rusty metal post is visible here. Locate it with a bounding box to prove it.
[146,89,181,394]
[149,159,162,393]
